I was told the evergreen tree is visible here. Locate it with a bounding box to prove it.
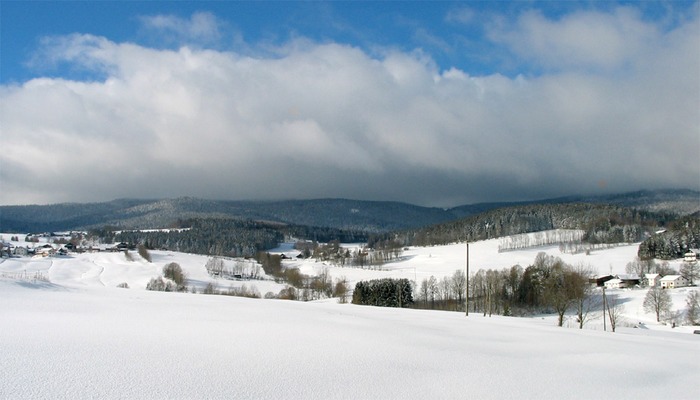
[352,278,413,308]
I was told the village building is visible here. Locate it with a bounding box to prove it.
[645,273,661,287]
[604,278,623,290]
[604,274,641,289]
[659,275,688,289]
[589,275,614,287]
[13,246,29,257]
[617,274,640,287]
[36,244,56,257]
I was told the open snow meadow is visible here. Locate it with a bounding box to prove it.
[1,233,699,400]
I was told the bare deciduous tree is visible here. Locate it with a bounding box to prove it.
[334,277,349,304]
[625,257,656,279]
[428,276,438,309]
[137,244,152,262]
[606,293,624,333]
[656,261,677,276]
[680,261,699,286]
[545,260,587,327]
[685,290,700,325]
[205,257,225,276]
[163,262,187,290]
[451,269,466,310]
[572,265,598,329]
[440,276,451,309]
[643,286,672,322]
[419,279,429,303]
[202,282,217,295]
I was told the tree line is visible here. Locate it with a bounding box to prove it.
[412,253,598,327]
[91,217,369,258]
[498,229,584,252]
[396,203,673,247]
[295,238,405,268]
[254,252,350,302]
[351,254,601,329]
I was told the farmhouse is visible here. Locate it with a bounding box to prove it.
[659,275,688,289]
[604,274,640,289]
[645,273,661,287]
[684,250,698,262]
[590,275,614,287]
[618,274,640,287]
[604,278,623,289]
[108,242,131,252]
[36,244,56,256]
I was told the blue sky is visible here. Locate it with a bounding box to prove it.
[4,1,694,82]
[1,1,699,206]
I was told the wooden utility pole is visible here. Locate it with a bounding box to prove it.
[602,287,607,332]
[465,241,469,317]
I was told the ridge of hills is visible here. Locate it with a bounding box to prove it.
[0,189,697,233]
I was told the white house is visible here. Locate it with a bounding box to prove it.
[35,244,56,257]
[645,273,660,287]
[605,278,623,290]
[659,275,688,289]
[13,246,29,256]
[684,251,698,262]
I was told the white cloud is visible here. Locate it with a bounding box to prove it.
[139,11,222,44]
[445,7,476,25]
[1,9,698,206]
[487,7,661,71]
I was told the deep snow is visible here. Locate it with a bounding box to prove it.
[1,232,699,399]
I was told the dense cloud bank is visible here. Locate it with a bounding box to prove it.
[1,7,698,206]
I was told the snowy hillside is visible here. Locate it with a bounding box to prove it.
[1,232,699,399]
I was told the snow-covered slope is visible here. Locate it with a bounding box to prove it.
[1,233,699,399]
[1,278,699,400]
[0,248,286,294]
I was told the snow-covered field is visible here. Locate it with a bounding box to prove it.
[279,238,644,288]
[1,232,699,399]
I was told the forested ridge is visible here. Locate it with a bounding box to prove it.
[0,197,452,233]
[397,203,677,247]
[3,190,697,260]
[93,218,369,257]
[2,189,697,233]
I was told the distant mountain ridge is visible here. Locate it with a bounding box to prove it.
[0,189,697,233]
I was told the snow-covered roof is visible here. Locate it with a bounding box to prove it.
[659,275,683,281]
